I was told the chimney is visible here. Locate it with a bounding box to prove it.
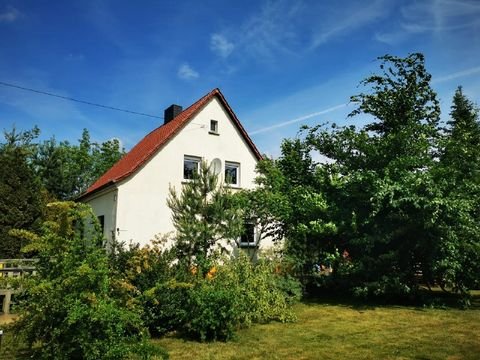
[164,104,183,124]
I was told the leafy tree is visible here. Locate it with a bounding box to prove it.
[11,202,160,359]
[167,161,243,275]
[303,53,443,297]
[34,129,125,199]
[248,139,336,284]
[0,127,45,258]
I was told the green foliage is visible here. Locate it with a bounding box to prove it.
[34,128,125,200]
[167,161,243,275]
[252,53,479,300]
[0,125,123,257]
[11,202,161,360]
[0,127,45,258]
[431,86,480,294]
[114,236,300,342]
[187,254,297,341]
[248,139,337,284]
[300,54,446,297]
[142,279,192,337]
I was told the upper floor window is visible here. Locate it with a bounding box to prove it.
[209,120,219,135]
[184,155,200,180]
[225,162,240,186]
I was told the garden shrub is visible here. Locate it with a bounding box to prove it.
[123,248,300,342]
[142,279,192,336]
[183,254,298,340]
[10,202,166,360]
[184,276,240,341]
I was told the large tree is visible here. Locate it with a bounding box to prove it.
[303,53,443,296]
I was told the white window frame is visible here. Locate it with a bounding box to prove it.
[224,161,240,187]
[183,155,201,180]
[209,119,219,135]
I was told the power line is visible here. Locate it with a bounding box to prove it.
[0,80,163,119]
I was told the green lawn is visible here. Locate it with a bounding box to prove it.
[2,295,480,359]
[155,298,480,360]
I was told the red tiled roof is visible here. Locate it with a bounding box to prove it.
[79,88,262,199]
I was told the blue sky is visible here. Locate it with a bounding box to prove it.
[1,0,479,157]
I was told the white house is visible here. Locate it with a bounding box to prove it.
[79,88,265,250]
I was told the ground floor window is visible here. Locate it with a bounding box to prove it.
[239,220,256,247]
[97,215,105,235]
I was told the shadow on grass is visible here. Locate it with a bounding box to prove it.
[302,286,480,311]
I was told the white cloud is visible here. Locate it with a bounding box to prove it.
[401,0,480,32]
[177,63,199,80]
[374,31,409,45]
[250,104,347,135]
[433,65,480,84]
[238,0,301,61]
[376,0,480,44]
[212,0,390,65]
[0,6,21,23]
[210,33,234,58]
[310,0,389,48]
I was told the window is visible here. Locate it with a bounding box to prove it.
[239,220,256,247]
[184,156,200,180]
[210,120,218,134]
[97,215,105,235]
[225,162,239,186]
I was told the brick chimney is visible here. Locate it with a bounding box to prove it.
[164,104,182,124]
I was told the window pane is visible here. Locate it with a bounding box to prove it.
[241,222,255,244]
[97,215,105,235]
[210,120,218,132]
[225,163,238,185]
[184,158,199,179]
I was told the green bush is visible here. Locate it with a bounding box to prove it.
[117,236,300,342]
[185,277,240,341]
[142,279,192,336]
[166,254,298,341]
[11,202,166,359]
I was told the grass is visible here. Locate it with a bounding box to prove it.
[2,292,480,359]
[155,294,480,360]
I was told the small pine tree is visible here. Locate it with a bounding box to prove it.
[167,161,243,275]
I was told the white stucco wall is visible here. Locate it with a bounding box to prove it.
[112,97,264,248]
[84,189,118,242]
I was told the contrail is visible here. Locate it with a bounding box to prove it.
[433,66,480,84]
[249,103,347,135]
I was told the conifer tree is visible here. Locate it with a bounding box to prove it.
[0,127,44,258]
[167,161,243,275]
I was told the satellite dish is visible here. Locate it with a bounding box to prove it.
[210,158,222,176]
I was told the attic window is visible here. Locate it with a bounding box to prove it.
[184,155,200,180]
[209,120,219,135]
